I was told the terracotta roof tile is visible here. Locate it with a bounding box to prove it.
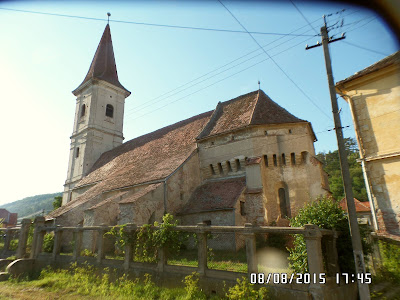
[119,183,162,204]
[73,24,130,95]
[88,191,129,210]
[336,51,400,86]
[178,177,246,215]
[339,198,371,213]
[76,111,212,190]
[197,90,305,140]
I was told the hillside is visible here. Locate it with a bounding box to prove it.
[1,192,62,220]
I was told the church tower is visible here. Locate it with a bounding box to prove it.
[62,24,131,205]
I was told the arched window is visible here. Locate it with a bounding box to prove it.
[278,188,290,218]
[80,104,86,118]
[291,153,296,165]
[76,147,80,158]
[235,159,241,171]
[106,104,114,118]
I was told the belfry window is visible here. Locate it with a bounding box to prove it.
[106,104,114,118]
[80,104,86,118]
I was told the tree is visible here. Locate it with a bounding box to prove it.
[316,137,367,201]
[52,196,62,210]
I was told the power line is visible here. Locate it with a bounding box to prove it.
[0,7,315,37]
[342,41,389,56]
[126,33,315,117]
[125,35,314,123]
[218,0,332,120]
[290,0,319,35]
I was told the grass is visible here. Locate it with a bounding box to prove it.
[0,263,270,300]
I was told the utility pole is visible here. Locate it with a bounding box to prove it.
[306,16,370,300]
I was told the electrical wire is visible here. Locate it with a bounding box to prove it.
[0,7,315,37]
[218,0,332,120]
[290,0,319,35]
[342,41,389,56]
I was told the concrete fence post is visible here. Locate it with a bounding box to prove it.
[157,247,167,273]
[72,226,83,261]
[124,224,135,271]
[197,222,208,276]
[97,224,107,264]
[16,219,32,259]
[324,231,340,276]
[30,216,45,259]
[304,224,324,300]
[244,223,258,275]
[2,228,12,256]
[52,227,63,260]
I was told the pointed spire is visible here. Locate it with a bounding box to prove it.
[73,24,130,96]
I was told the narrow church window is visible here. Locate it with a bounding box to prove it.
[235,159,241,171]
[210,164,216,175]
[273,154,277,166]
[218,163,223,174]
[264,155,268,167]
[278,188,290,218]
[291,153,296,165]
[76,147,80,158]
[240,201,246,216]
[227,161,233,172]
[289,129,292,134]
[282,153,286,165]
[80,104,86,118]
[106,104,114,118]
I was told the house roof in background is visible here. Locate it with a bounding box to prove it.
[336,51,400,86]
[339,198,371,213]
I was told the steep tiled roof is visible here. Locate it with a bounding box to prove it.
[197,90,305,140]
[339,198,371,213]
[88,191,129,210]
[336,51,400,86]
[76,111,212,190]
[73,24,130,95]
[119,183,162,204]
[177,177,246,215]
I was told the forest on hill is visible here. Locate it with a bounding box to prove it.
[1,192,62,220]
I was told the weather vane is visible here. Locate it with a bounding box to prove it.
[107,12,111,24]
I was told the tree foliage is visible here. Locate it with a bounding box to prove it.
[288,196,370,274]
[52,196,62,211]
[316,137,367,201]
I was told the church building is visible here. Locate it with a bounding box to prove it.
[48,24,329,231]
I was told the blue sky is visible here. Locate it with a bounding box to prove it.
[0,0,398,205]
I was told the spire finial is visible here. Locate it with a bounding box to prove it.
[107,12,111,24]
[258,80,260,91]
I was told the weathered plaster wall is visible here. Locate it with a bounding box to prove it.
[338,66,400,235]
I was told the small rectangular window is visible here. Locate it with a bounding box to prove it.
[282,153,286,165]
[273,154,277,166]
[291,153,296,165]
[264,155,268,167]
[240,202,246,216]
[204,220,211,226]
[227,161,233,172]
[76,147,80,158]
[210,164,216,175]
[218,163,223,174]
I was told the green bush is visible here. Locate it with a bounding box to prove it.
[225,277,269,300]
[376,240,400,283]
[288,195,370,274]
[43,233,54,253]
